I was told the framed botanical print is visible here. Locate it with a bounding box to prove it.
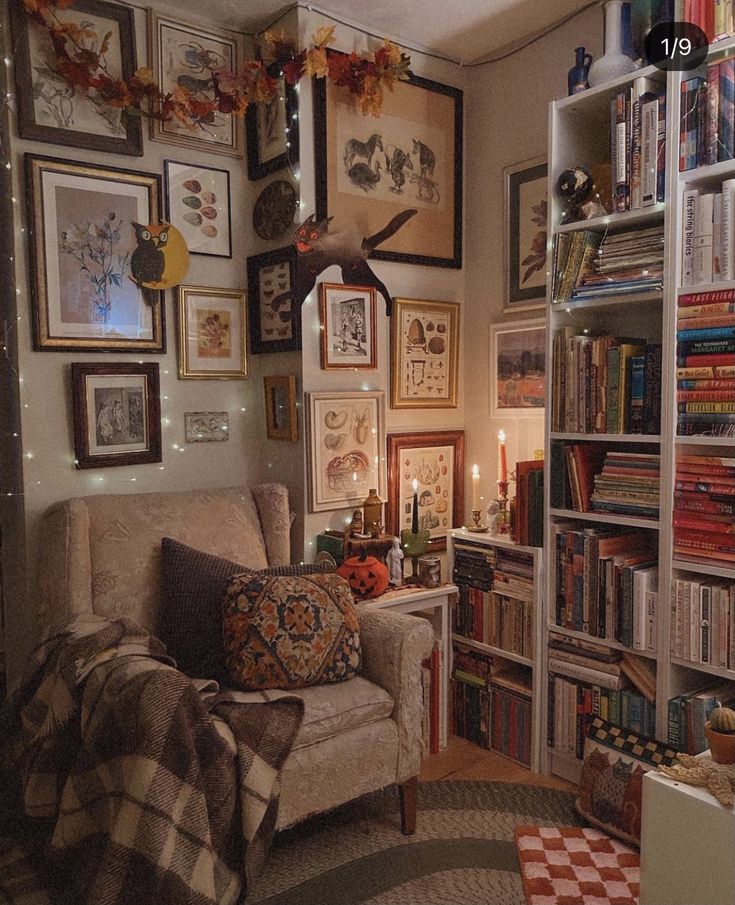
[149,12,244,157]
[246,70,299,180]
[319,283,377,370]
[9,0,143,156]
[490,319,546,415]
[315,50,462,268]
[164,160,232,258]
[71,362,161,468]
[177,285,247,379]
[390,298,459,409]
[26,154,164,352]
[505,155,548,311]
[307,390,385,513]
[387,430,465,552]
[246,246,300,354]
[264,375,298,442]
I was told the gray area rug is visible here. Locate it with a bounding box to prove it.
[247,780,582,905]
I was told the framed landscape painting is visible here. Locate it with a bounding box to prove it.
[319,282,377,370]
[246,246,300,354]
[26,155,164,352]
[505,155,548,311]
[490,319,546,415]
[177,285,247,379]
[315,50,462,268]
[10,0,143,155]
[164,160,232,258]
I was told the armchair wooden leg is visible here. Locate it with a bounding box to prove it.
[399,776,418,835]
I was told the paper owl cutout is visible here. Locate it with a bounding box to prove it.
[130,222,190,304]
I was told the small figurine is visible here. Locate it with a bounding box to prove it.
[386,536,405,586]
[349,509,370,538]
[486,499,500,536]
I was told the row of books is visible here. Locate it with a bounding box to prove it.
[667,0,735,43]
[591,451,660,519]
[671,574,735,667]
[668,682,735,754]
[513,460,544,547]
[453,586,534,659]
[674,455,735,567]
[551,330,662,435]
[552,522,658,647]
[452,539,496,592]
[679,56,735,172]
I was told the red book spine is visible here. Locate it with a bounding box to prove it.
[679,289,735,306]
[675,480,735,494]
[675,492,735,515]
[429,644,440,755]
[679,353,735,367]
[677,389,735,401]
[676,463,735,476]
[674,530,735,553]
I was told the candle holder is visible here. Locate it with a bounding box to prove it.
[400,528,430,584]
[466,508,489,533]
[496,479,511,535]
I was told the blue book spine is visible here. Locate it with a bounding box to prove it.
[677,326,735,341]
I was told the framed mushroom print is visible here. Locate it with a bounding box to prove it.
[9,0,143,156]
[307,390,385,513]
[26,154,164,352]
[319,283,377,370]
[504,155,548,311]
[164,160,232,258]
[149,12,244,157]
[177,285,247,379]
[246,246,300,354]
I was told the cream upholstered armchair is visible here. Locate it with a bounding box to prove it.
[37,483,433,833]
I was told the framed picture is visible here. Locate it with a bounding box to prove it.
[264,375,298,442]
[26,154,164,352]
[71,362,161,468]
[490,319,546,415]
[390,297,459,409]
[505,155,548,311]
[149,12,244,157]
[314,50,462,268]
[307,390,385,513]
[246,246,300,354]
[164,160,232,258]
[319,283,377,370]
[9,0,143,156]
[177,285,247,379]
[246,71,299,180]
[386,430,465,552]
[184,411,229,442]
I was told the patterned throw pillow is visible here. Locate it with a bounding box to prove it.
[576,716,678,846]
[223,571,361,690]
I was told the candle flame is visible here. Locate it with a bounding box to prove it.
[412,478,418,492]
[472,464,479,476]
[498,430,506,443]
[352,471,357,482]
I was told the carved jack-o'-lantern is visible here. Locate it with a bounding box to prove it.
[337,550,389,600]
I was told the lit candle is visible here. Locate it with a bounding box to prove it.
[471,464,480,511]
[498,430,507,483]
[411,478,419,533]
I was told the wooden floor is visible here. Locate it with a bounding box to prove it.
[419,735,576,792]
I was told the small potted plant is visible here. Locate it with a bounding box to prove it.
[705,702,735,764]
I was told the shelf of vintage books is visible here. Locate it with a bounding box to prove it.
[665,661,735,757]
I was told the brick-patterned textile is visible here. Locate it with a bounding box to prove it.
[515,825,640,905]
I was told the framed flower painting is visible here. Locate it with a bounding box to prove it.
[177,285,247,379]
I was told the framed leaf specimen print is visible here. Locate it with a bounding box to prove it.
[505,155,548,311]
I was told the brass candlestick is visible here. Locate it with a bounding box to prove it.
[496,479,511,535]
[466,508,489,532]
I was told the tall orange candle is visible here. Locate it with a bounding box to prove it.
[498,430,507,483]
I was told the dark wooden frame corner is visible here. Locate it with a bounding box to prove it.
[264,374,298,442]
[246,68,300,180]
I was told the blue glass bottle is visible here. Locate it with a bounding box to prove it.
[568,46,593,95]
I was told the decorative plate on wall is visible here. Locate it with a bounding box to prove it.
[252,179,298,240]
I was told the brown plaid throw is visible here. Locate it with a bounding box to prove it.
[0,616,303,905]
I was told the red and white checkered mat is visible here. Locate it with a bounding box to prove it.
[514,825,640,905]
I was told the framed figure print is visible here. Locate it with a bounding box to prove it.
[390,298,459,409]
[246,71,299,180]
[164,160,232,258]
[505,156,548,311]
[264,375,298,442]
[177,285,247,379]
[72,362,161,468]
[315,50,462,268]
[246,246,300,354]
[307,390,385,513]
[319,283,377,370]
[490,319,546,415]
[184,411,229,442]
[26,155,164,352]
[149,13,244,157]
[387,430,464,552]
[9,0,143,156]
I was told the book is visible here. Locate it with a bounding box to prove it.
[720,58,735,163]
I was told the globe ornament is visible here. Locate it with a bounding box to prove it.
[556,165,608,223]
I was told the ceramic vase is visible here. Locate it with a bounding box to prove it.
[588,0,637,87]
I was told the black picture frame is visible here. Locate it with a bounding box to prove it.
[314,50,463,269]
[246,67,300,181]
[246,246,301,354]
[505,156,548,311]
[9,0,143,156]
[164,159,233,259]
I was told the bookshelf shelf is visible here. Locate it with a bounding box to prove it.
[675,436,735,447]
[548,624,659,660]
[554,64,664,113]
[551,289,663,310]
[671,658,735,681]
[549,507,661,529]
[676,279,735,295]
[451,634,534,668]
[672,558,735,580]
[554,204,665,235]
[550,432,661,443]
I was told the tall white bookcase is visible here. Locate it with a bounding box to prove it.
[544,43,735,784]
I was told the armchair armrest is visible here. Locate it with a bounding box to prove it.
[356,607,434,781]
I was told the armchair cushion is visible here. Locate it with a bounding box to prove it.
[223,572,361,690]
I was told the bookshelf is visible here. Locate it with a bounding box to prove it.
[545,46,735,784]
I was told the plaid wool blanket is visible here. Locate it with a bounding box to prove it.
[0,616,303,905]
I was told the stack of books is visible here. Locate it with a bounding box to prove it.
[674,455,735,565]
[590,451,661,519]
[671,573,735,668]
[679,52,735,172]
[668,682,735,755]
[513,460,544,547]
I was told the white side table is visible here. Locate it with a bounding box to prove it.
[640,757,735,905]
[358,583,456,749]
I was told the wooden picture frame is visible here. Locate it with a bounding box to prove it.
[264,375,298,442]
[246,246,300,354]
[184,411,229,442]
[149,12,244,157]
[9,0,143,156]
[319,282,377,370]
[390,297,459,409]
[505,155,548,311]
[490,319,546,415]
[26,154,164,352]
[72,362,161,468]
[246,69,299,180]
[314,50,462,268]
[177,285,247,379]
[387,430,465,552]
[164,160,232,258]
[307,390,385,513]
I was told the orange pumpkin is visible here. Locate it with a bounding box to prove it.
[337,551,389,600]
